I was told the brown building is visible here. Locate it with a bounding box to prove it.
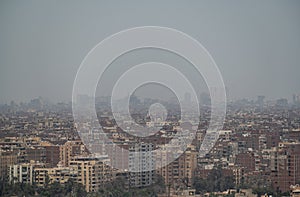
[157,145,197,189]
[26,146,46,163]
[0,150,18,178]
[235,152,255,173]
[270,142,300,193]
[45,145,60,167]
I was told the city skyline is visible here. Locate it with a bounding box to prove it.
[1,1,300,196]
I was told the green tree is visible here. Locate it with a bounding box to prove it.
[193,167,235,194]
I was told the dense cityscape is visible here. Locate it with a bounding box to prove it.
[1,0,300,197]
[0,94,300,197]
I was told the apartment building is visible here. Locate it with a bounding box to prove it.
[270,142,300,193]
[8,161,44,184]
[69,155,113,192]
[129,142,155,188]
[59,140,86,167]
[34,165,77,187]
[157,145,197,189]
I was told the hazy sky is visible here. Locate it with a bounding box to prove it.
[0,0,300,103]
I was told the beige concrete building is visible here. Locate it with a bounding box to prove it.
[8,161,44,184]
[59,140,86,167]
[291,185,300,197]
[34,165,77,187]
[69,155,113,192]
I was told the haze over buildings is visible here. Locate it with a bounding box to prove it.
[1,0,300,103]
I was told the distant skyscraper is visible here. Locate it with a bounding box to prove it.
[200,92,210,105]
[293,94,300,105]
[257,95,265,107]
[276,98,288,107]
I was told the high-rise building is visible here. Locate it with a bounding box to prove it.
[257,95,265,107]
[293,94,300,105]
[129,143,155,188]
[270,142,300,193]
